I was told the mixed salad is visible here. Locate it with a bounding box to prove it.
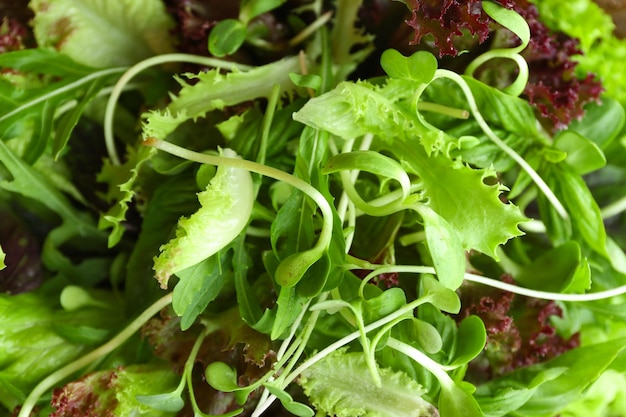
[2,0,626,416]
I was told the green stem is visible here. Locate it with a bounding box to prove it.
[104,54,252,165]
[288,11,334,48]
[601,195,626,219]
[18,292,173,417]
[417,101,470,119]
[358,262,626,302]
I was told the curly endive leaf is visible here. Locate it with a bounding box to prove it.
[142,57,300,141]
[153,148,253,289]
[98,145,156,247]
[299,350,438,417]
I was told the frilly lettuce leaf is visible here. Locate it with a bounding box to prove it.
[299,350,438,417]
[29,0,175,67]
[153,148,253,288]
[98,145,156,247]
[293,79,526,259]
[142,56,301,141]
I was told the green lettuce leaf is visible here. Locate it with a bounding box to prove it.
[98,145,156,247]
[299,350,438,417]
[153,148,254,288]
[0,289,124,412]
[142,56,301,141]
[293,80,526,259]
[29,0,175,67]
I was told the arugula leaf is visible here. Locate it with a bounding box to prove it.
[30,0,175,67]
[173,252,229,331]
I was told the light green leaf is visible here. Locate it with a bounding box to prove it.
[401,146,526,259]
[240,0,287,22]
[482,1,530,51]
[98,145,156,247]
[323,150,412,201]
[299,350,438,417]
[293,81,527,258]
[0,246,5,270]
[153,148,254,289]
[414,205,465,290]
[30,0,175,67]
[142,56,300,140]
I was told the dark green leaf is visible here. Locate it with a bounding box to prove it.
[208,19,247,57]
[271,286,307,340]
[173,253,227,331]
[514,241,585,293]
[265,382,315,417]
[52,77,109,159]
[0,48,95,76]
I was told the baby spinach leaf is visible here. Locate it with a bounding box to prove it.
[553,130,606,175]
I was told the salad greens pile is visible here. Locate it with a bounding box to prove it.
[2,0,626,416]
